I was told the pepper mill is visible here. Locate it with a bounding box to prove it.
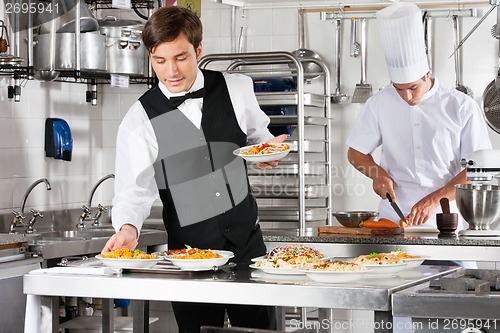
[436,197,458,237]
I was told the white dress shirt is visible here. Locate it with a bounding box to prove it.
[347,76,492,227]
[112,69,273,234]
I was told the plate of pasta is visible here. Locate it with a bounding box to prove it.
[161,248,234,271]
[250,244,326,274]
[233,142,295,163]
[351,252,408,276]
[300,260,370,283]
[96,249,162,269]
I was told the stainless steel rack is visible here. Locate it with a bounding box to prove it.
[199,51,332,236]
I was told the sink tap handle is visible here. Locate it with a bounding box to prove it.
[77,205,92,229]
[92,204,108,227]
[9,210,25,234]
[26,209,43,234]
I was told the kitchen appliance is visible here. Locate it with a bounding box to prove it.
[393,268,500,333]
[457,149,500,236]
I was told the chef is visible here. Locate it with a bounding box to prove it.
[102,6,282,333]
[346,2,492,229]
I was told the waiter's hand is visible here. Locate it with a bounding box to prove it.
[406,193,438,226]
[101,224,138,253]
[255,134,288,170]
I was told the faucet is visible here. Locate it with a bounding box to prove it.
[77,174,115,229]
[10,178,51,234]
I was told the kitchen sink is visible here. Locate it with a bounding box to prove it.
[36,229,117,239]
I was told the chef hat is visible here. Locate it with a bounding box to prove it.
[376,3,429,84]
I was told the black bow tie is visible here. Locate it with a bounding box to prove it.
[168,88,205,108]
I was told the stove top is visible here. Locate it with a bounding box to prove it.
[420,269,500,293]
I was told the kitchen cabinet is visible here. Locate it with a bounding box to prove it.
[199,51,332,237]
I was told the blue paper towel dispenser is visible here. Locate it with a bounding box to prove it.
[45,118,73,161]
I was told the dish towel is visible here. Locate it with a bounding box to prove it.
[24,267,121,333]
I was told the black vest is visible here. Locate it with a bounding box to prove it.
[139,69,257,250]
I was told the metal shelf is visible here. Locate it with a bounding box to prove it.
[258,207,328,222]
[252,184,330,199]
[256,92,325,107]
[269,115,328,126]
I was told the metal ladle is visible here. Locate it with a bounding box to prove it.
[331,19,349,104]
[452,15,473,97]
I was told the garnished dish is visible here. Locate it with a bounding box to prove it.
[161,247,234,271]
[233,142,295,163]
[351,252,407,276]
[301,260,369,283]
[390,249,430,269]
[96,249,161,269]
[251,244,325,274]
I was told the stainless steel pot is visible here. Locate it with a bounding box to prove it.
[34,32,106,71]
[37,0,98,34]
[98,16,146,75]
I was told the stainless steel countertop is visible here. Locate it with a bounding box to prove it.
[24,264,459,311]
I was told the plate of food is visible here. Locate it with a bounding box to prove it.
[233,142,295,163]
[249,264,304,275]
[301,260,370,283]
[255,244,326,271]
[161,247,234,271]
[351,252,408,276]
[390,249,430,269]
[96,249,162,269]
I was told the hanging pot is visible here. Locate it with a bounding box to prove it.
[33,32,106,72]
[98,16,147,75]
[37,0,98,34]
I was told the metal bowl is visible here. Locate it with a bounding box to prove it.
[455,184,500,230]
[332,211,378,228]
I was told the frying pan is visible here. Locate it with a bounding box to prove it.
[290,9,322,80]
[482,5,500,133]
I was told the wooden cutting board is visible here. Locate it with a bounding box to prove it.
[318,226,404,236]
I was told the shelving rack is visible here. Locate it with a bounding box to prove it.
[199,51,332,236]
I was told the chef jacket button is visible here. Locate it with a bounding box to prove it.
[215,192,220,197]
[414,123,420,127]
[205,156,210,160]
[210,175,215,179]
[224,227,230,233]
[416,145,421,150]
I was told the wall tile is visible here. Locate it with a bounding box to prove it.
[202,9,221,37]
[0,178,13,210]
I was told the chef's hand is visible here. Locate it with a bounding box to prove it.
[371,167,395,200]
[101,224,138,253]
[255,134,288,170]
[406,193,438,226]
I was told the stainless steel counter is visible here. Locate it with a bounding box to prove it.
[24,263,459,333]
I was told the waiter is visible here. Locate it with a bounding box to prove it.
[102,6,281,332]
[347,2,492,229]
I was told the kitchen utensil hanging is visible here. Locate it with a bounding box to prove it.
[331,19,349,104]
[423,12,433,72]
[289,8,323,81]
[452,15,473,97]
[482,4,500,133]
[351,18,372,103]
[349,17,360,58]
[0,20,10,53]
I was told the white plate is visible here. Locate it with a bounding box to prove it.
[164,250,234,271]
[301,269,370,284]
[360,262,408,276]
[95,255,162,269]
[233,143,295,163]
[249,264,305,275]
[402,255,431,269]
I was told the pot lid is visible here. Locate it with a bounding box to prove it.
[98,16,144,28]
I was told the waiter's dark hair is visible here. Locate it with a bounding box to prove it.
[142,6,202,53]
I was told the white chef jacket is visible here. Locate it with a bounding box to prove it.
[111,69,274,234]
[347,76,492,228]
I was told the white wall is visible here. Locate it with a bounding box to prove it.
[0,0,498,220]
